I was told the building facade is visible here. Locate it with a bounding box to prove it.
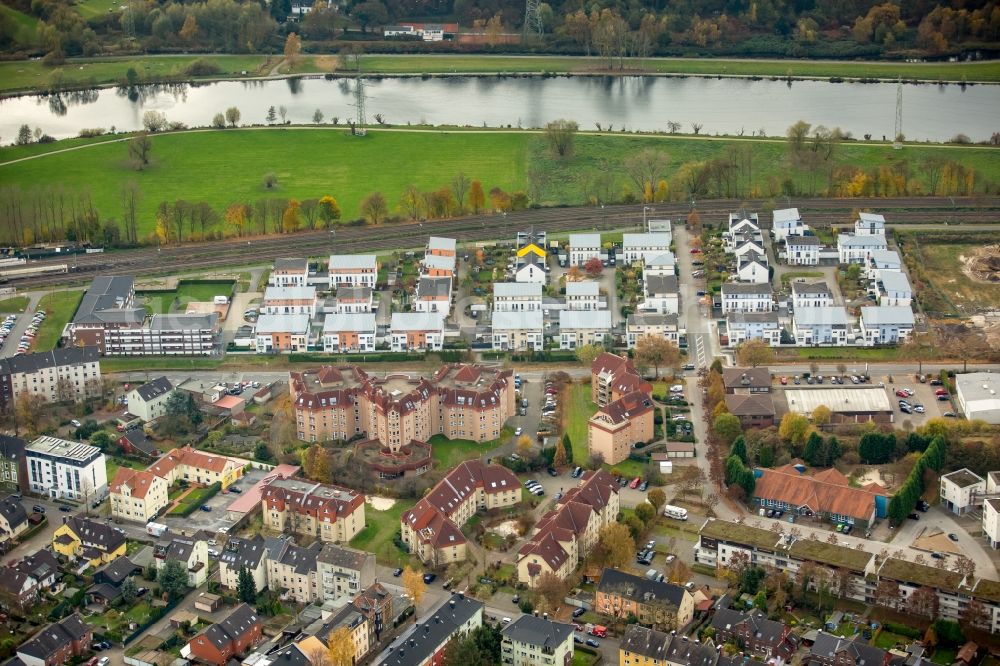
[26,436,108,502]
[328,255,377,289]
[501,615,574,666]
[588,391,654,465]
[0,347,102,410]
[322,313,376,354]
[109,468,169,523]
[261,478,366,543]
[492,311,544,351]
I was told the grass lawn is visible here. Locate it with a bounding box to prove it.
[931,648,958,665]
[572,649,600,666]
[33,290,84,351]
[169,483,220,515]
[604,458,647,479]
[790,347,902,361]
[873,630,912,650]
[562,383,596,464]
[429,435,488,468]
[139,281,235,314]
[3,129,997,243]
[349,498,415,567]
[0,3,39,47]
[73,0,127,19]
[0,296,30,312]
[100,357,226,372]
[780,270,825,287]
[105,456,146,484]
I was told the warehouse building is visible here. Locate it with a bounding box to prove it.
[780,387,893,424]
[955,373,1000,424]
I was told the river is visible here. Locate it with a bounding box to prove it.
[1,75,997,142]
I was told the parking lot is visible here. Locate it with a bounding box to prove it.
[161,467,271,536]
[882,375,955,421]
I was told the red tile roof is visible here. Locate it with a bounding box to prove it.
[110,468,161,499]
[754,468,881,522]
[598,391,654,424]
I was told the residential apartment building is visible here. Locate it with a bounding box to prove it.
[27,436,108,502]
[113,313,220,356]
[643,252,676,277]
[588,391,654,465]
[792,307,850,346]
[0,434,28,493]
[492,311,544,351]
[626,314,681,347]
[380,594,483,666]
[494,282,542,312]
[596,569,694,631]
[154,536,209,587]
[414,277,452,316]
[941,468,985,515]
[52,515,126,567]
[866,249,902,279]
[569,233,602,266]
[785,235,821,265]
[736,252,770,284]
[838,234,888,264]
[725,312,782,347]
[146,446,244,489]
[333,286,374,314]
[873,271,912,307]
[321,313,376,353]
[261,478,366,543]
[591,352,651,407]
[501,615,574,666]
[791,281,833,310]
[182,604,263,666]
[255,313,310,353]
[426,236,457,257]
[261,286,318,316]
[956,374,1000,424]
[125,376,174,422]
[517,470,619,587]
[772,208,805,241]
[265,537,322,603]
[269,258,309,287]
[623,233,671,264]
[109,468,169,523]
[721,283,773,314]
[0,346,101,410]
[389,312,445,352]
[317,543,376,602]
[722,368,772,394]
[328,255,377,289]
[711,608,796,660]
[984,497,1000,549]
[219,535,269,594]
[809,632,890,666]
[640,274,679,315]
[620,624,762,666]
[559,310,612,350]
[858,306,914,345]
[401,461,520,565]
[16,614,92,666]
[566,281,602,311]
[855,212,886,235]
[421,254,456,278]
[290,363,515,448]
[66,276,145,353]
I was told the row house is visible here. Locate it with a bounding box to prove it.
[269,258,309,287]
[154,536,209,587]
[492,311,544,351]
[734,238,765,262]
[626,313,682,348]
[710,607,796,661]
[640,274,679,315]
[261,478,366,543]
[792,307,851,346]
[620,625,765,666]
[316,543,376,602]
[838,233,888,264]
[261,286,317,316]
[725,312,782,347]
[494,282,542,312]
[569,233,602,266]
[219,535,269,594]
[52,515,126,567]
[559,310,612,350]
[266,536,322,603]
[721,283,773,314]
[855,212,886,235]
[380,594,483,666]
[984,497,1000,549]
[0,434,28,494]
[328,254,377,289]
[866,249,902,279]
[421,253,456,278]
[565,280,602,311]
[333,286,375,313]
[785,234,821,265]
[643,252,676,276]
[596,568,694,631]
[772,207,806,241]
[426,236,456,257]
[183,604,263,666]
[401,461,520,565]
[940,468,985,515]
[125,376,174,422]
[27,436,108,503]
[810,632,890,666]
[587,391,654,465]
[872,270,912,307]
[516,470,619,587]
[16,614,92,666]
[0,346,102,411]
[255,314,310,353]
[725,212,762,252]
[146,445,244,489]
[590,352,651,407]
[791,281,833,310]
[390,312,445,352]
[623,232,671,264]
[0,494,29,545]
[414,276,452,316]
[322,313,376,353]
[514,230,548,285]
[859,306,914,345]
[737,251,769,284]
[109,468,169,523]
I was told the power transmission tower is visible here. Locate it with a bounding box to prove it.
[122,1,135,41]
[351,58,368,137]
[893,76,903,149]
[522,0,543,40]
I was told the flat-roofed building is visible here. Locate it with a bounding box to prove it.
[421,253,456,278]
[492,310,544,351]
[784,235,821,265]
[565,281,602,310]
[255,314,310,353]
[493,282,542,312]
[940,468,985,515]
[389,312,445,352]
[322,313,376,353]
[956,372,1000,424]
[328,255,377,289]
[772,208,805,242]
[67,276,145,352]
[27,436,107,502]
[873,271,912,307]
[725,312,782,347]
[792,307,850,346]
[426,236,456,257]
[855,212,886,235]
[559,310,612,350]
[838,234,888,264]
[781,387,893,424]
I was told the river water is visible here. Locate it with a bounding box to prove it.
[1,75,997,142]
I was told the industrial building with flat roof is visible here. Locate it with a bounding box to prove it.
[779,387,893,424]
[955,372,1000,424]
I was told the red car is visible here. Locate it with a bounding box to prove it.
[935,388,949,396]
[629,477,641,489]
[780,376,788,385]
[895,389,909,398]
[690,248,702,254]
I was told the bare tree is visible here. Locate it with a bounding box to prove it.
[623,148,669,200]
[128,131,152,170]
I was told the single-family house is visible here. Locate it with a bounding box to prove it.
[426,236,456,257]
[792,307,851,346]
[16,614,92,666]
[0,568,38,612]
[0,494,29,544]
[791,281,833,310]
[722,368,772,394]
[623,233,671,264]
[414,277,452,316]
[785,235,821,265]
[641,274,679,315]
[559,310,612,350]
[725,313,782,347]
[261,286,317,317]
[724,394,776,429]
[88,556,141,606]
[838,234,888,264]
[491,311,543,351]
[858,306,914,345]
[501,615,574,666]
[809,632,891,666]
[569,234,602,266]
[854,212,886,236]
[125,376,174,422]
[254,314,310,353]
[333,286,374,314]
[721,283,773,314]
[16,549,61,590]
[389,312,445,352]
[321,313,376,353]
[627,314,681,347]
[737,252,770,284]
[643,252,676,276]
[155,537,209,587]
[182,604,263,666]
[421,253,456,278]
[514,253,547,284]
[565,281,602,311]
[52,515,126,567]
[269,258,309,288]
[328,255,377,289]
[772,208,805,242]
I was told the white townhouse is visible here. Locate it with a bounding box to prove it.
[414,276,452,317]
[322,313,376,353]
[866,249,902,279]
[727,211,760,233]
[421,253,457,278]
[269,258,309,287]
[854,212,886,235]
[784,235,821,265]
[734,239,766,262]
[333,286,375,314]
[27,436,108,502]
[261,286,318,316]
[985,497,1000,549]
[493,282,542,312]
[125,376,174,422]
[569,234,602,266]
[426,236,457,256]
[514,254,547,284]
[737,252,770,284]
[792,307,851,346]
[565,281,602,311]
[726,312,782,347]
[940,468,986,515]
[389,312,445,352]
[627,314,682,347]
[648,218,672,233]
[873,271,912,307]
[328,254,377,289]
[859,306,914,346]
[772,208,806,241]
[790,281,833,309]
[721,283,773,314]
[255,314,311,353]
[501,616,574,666]
[491,310,544,351]
[559,310,612,350]
[623,232,671,264]
[838,234,888,264]
[640,274,679,315]
[643,252,676,276]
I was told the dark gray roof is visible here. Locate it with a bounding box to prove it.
[0,434,25,459]
[267,645,311,666]
[501,615,573,650]
[268,536,321,575]
[726,312,780,325]
[158,537,197,563]
[16,549,60,582]
[0,347,99,376]
[786,235,820,246]
[87,582,122,602]
[199,603,260,651]
[66,516,126,553]
[721,282,772,295]
[274,258,308,271]
[711,608,788,646]
[220,536,268,571]
[120,430,156,456]
[72,276,145,325]
[621,625,723,666]
[645,274,678,295]
[791,281,831,295]
[0,569,34,596]
[17,614,90,660]
[135,376,173,402]
[382,594,484,666]
[417,277,451,299]
[317,543,371,570]
[96,556,140,585]
[0,495,28,531]
[596,568,688,609]
[810,632,888,666]
[148,313,218,331]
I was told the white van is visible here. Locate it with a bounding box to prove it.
[663,505,688,521]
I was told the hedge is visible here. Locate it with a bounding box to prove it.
[882,622,922,639]
[169,482,221,516]
[288,350,465,363]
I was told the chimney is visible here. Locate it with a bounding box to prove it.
[534,610,539,617]
[543,613,548,620]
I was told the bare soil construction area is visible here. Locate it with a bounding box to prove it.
[960,244,1000,284]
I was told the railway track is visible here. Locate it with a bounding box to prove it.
[10,197,1000,289]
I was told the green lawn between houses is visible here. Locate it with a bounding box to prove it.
[349,498,416,568]
[563,382,597,465]
[0,296,30,312]
[32,290,84,351]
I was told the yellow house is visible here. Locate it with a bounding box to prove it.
[147,446,244,489]
[52,515,127,567]
[516,243,546,259]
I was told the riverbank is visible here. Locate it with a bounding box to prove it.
[2,126,997,238]
[1,53,999,96]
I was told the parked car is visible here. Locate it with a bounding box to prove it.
[629,477,641,489]
[639,481,648,491]
[937,394,951,401]
[930,379,944,386]
[200,505,212,512]
[908,512,920,520]
[547,467,558,477]
[32,505,45,514]
[586,639,600,648]
[423,573,436,584]
[943,411,957,418]
[949,533,959,541]
[572,607,586,618]
[393,568,403,577]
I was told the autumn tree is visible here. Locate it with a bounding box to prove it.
[326,626,356,666]
[284,32,302,67]
[583,257,603,277]
[282,199,301,233]
[736,339,775,367]
[225,203,248,236]
[402,567,426,604]
[648,488,666,512]
[553,438,568,467]
[318,196,341,227]
[545,119,578,158]
[634,335,680,379]
[713,413,743,447]
[399,185,423,220]
[534,572,567,613]
[812,405,832,428]
[179,15,198,42]
[450,172,470,212]
[469,180,485,214]
[360,191,388,225]
[779,412,811,446]
[516,435,533,458]
[574,344,604,366]
[594,522,635,569]
[623,148,669,202]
